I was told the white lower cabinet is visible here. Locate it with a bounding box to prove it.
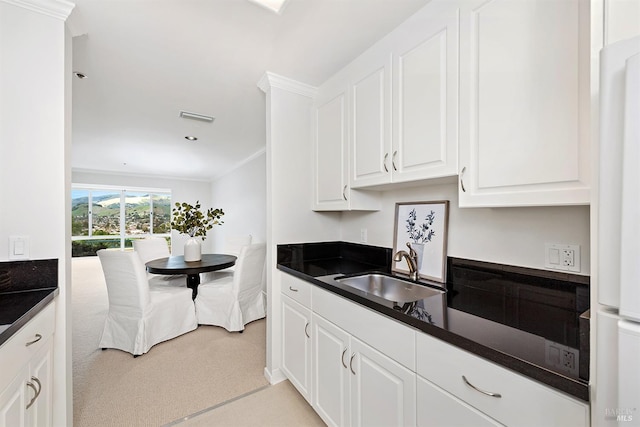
[282,274,589,427]
[349,337,415,427]
[417,376,503,427]
[0,302,55,427]
[281,295,312,403]
[312,313,416,427]
[416,332,589,427]
[313,314,350,427]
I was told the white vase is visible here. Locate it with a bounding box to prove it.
[412,242,425,272]
[184,237,202,262]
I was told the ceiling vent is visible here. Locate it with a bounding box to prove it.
[179,111,215,123]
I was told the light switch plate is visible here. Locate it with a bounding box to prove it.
[9,236,30,260]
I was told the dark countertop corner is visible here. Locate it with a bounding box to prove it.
[0,259,59,347]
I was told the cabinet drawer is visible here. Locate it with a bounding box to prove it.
[0,301,55,387]
[416,332,588,427]
[313,286,415,371]
[417,376,503,427]
[281,274,312,308]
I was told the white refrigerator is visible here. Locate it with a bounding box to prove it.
[596,35,640,426]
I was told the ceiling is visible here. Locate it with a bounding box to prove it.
[71,0,430,181]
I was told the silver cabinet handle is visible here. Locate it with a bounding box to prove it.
[460,167,467,192]
[304,322,310,339]
[392,151,398,171]
[349,353,356,375]
[288,286,298,292]
[341,348,348,369]
[383,153,389,172]
[26,376,42,409]
[462,375,501,398]
[343,185,348,201]
[25,334,42,347]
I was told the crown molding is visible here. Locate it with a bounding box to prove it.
[257,72,317,98]
[2,0,75,20]
[210,147,266,182]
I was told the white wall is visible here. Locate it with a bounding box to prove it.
[209,150,267,251]
[259,73,342,383]
[341,182,591,275]
[0,2,73,424]
[71,170,214,253]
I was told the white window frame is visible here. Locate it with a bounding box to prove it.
[71,184,172,250]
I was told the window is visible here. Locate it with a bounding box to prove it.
[71,185,171,256]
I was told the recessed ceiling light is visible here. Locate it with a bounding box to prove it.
[73,71,88,79]
[179,111,214,123]
[248,0,289,14]
[185,136,198,141]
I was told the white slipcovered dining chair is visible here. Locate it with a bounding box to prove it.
[200,234,252,282]
[133,237,185,287]
[195,242,266,332]
[97,249,198,356]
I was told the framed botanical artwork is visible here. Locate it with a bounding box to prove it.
[392,200,449,283]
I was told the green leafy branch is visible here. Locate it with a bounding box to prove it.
[170,200,224,240]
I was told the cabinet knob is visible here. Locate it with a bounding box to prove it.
[462,375,501,398]
[343,185,348,201]
[460,167,467,193]
[304,322,310,339]
[383,153,389,173]
[288,286,298,292]
[392,151,398,171]
[341,348,348,369]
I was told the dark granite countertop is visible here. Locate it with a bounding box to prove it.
[277,242,589,402]
[0,259,59,347]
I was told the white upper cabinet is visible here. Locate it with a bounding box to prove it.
[392,4,459,184]
[350,3,460,189]
[604,0,640,45]
[313,80,381,211]
[350,56,392,187]
[458,0,591,207]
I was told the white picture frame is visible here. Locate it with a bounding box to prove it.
[392,200,449,283]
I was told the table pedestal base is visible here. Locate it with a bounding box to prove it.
[187,274,200,300]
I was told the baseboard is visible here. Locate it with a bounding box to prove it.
[264,366,287,385]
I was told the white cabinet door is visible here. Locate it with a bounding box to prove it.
[350,337,416,427]
[313,83,381,211]
[312,314,351,427]
[281,295,312,403]
[27,340,53,427]
[392,3,459,183]
[458,0,590,207]
[314,89,349,210]
[0,367,28,427]
[350,55,392,188]
[417,376,503,427]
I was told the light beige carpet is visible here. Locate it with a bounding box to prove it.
[72,256,269,427]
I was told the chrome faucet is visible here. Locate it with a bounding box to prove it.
[393,242,419,281]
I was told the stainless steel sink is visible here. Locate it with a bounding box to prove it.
[335,273,443,303]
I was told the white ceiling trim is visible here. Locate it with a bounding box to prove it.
[211,147,267,182]
[2,0,75,20]
[71,168,215,184]
[258,72,317,98]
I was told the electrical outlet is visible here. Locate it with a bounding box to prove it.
[562,249,575,267]
[545,243,580,272]
[562,349,576,370]
[360,228,367,243]
[544,340,579,377]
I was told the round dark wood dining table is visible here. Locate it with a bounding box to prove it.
[145,254,237,299]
